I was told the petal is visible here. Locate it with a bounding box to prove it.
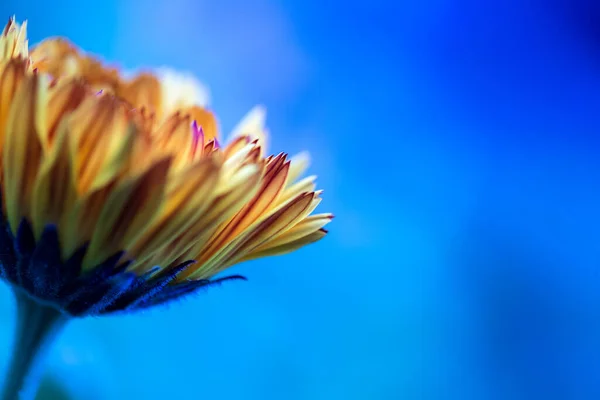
[157,68,211,111]
[129,156,221,267]
[228,105,268,151]
[31,119,78,240]
[287,151,310,184]
[187,106,218,143]
[224,136,251,160]
[117,73,162,117]
[177,164,262,279]
[0,17,28,61]
[46,78,87,144]
[279,175,317,205]
[152,112,196,170]
[222,191,324,268]
[251,213,333,251]
[60,184,115,258]
[3,72,47,233]
[240,229,327,262]
[197,155,289,262]
[68,94,135,194]
[0,58,27,155]
[198,191,316,278]
[83,156,172,269]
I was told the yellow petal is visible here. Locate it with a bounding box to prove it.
[228,105,268,152]
[157,67,210,112]
[61,183,115,258]
[83,156,172,269]
[222,141,259,175]
[179,164,262,279]
[0,17,28,61]
[251,213,333,251]
[46,78,87,145]
[3,72,47,232]
[279,174,317,205]
[31,119,78,239]
[287,151,310,184]
[129,156,221,267]
[68,94,134,194]
[224,136,251,160]
[200,191,316,277]
[200,155,289,259]
[240,229,327,262]
[153,111,196,170]
[0,59,28,156]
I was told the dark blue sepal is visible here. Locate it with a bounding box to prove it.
[68,272,137,316]
[28,225,63,297]
[59,251,130,304]
[0,222,16,280]
[105,260,194,312]
[61,243,88,283]
[133,274,248,310]
[0,217,248,317]
[14,219,36,289]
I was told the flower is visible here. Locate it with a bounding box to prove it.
[0,17,332,317]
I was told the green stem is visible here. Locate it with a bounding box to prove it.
[1,289,67,400]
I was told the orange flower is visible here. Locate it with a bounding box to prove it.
[0,17,332,316]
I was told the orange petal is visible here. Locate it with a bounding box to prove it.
[30,38,79,77]
[187,106,218,143]
[117,73,162,118]
[153,113,193,166]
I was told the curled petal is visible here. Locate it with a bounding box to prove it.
[117,73,162,118]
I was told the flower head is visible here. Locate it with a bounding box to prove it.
[0,18,332,317]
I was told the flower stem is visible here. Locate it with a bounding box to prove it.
[1,289,67,400]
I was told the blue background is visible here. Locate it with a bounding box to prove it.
[1,0,600,399]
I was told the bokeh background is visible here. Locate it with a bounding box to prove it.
[1,0,600,399]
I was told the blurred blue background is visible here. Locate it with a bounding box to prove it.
[1,0,600,399]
